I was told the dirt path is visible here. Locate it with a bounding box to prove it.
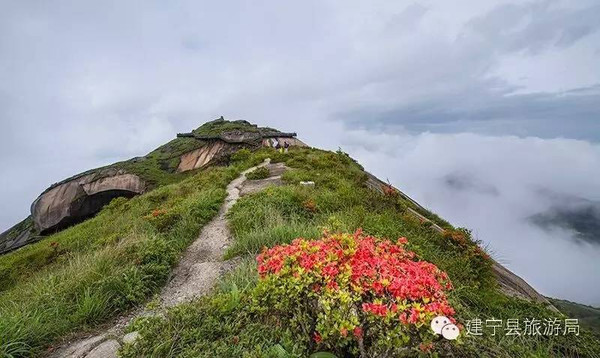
[159,159,272,307]
[49,159,272,358]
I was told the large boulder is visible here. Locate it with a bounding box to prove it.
[31,168,145,234]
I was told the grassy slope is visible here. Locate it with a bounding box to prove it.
[122,147,600,358]
[0,166,242,357]
[548,298,600,335]
[0,120,272,357]
[0,119,272,257]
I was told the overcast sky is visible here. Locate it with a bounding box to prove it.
[1,0,599,305]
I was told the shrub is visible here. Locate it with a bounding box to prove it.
[246,166,269,180]
[381,183,399,198]
[253,230,456,357]
[302,199,317,213]
[231,148,252,163]
[143,208,181,232]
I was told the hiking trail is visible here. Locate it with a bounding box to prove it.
[49,159,281,358]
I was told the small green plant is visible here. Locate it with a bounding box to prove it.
[231,148,252,163]
[246,166,269,180]
[143,208,181,232]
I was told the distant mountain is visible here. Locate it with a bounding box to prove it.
[529,191,600,245]
[548,297,600,334]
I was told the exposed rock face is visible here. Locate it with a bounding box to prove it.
[221,130,262,143]
[261,137,307,148]
[0,217,35,255]
[31,168,145,234]
[176,130,307,173]
[177,141,228,172]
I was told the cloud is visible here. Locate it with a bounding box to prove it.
[442,172,500,196]
[342,84,600,140]
[341,130,600,305]
[466,1,600,54]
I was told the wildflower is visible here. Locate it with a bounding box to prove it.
[419,342,433,353]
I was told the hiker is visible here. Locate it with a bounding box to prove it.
[275,141,282,153]
[284,141,290,153]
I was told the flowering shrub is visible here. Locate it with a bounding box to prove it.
[253,230,456,357]
[150,209,167,218]
[381,183,399,198]
[442,228,491,270]
[144,208,180,232]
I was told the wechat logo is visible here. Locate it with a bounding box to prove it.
[431,316,460,340]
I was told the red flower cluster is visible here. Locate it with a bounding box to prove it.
[382,183,399,198]
[150,209,167,218]
[257,230,456,330]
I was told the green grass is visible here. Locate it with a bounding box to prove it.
[191,117,280,137]
[0,153,265,357]
[115,137,207,186]
[122,147,600,357]
[246,166,270,180]
[548,298,600,335]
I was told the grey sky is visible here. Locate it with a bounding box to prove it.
[1,0,599,304]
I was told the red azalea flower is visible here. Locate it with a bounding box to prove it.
[255,230,456,338]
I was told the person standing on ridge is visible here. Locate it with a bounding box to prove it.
[284,141,290,153]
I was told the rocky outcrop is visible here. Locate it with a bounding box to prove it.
[175,130,307,173]
[31,168,145,234]
[177,141,228,172]
[261,137,307,148]
[0,217,36,255]
[2,120,306,253]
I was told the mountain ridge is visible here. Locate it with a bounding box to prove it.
[0,118,597,357]
[0,118,305,254]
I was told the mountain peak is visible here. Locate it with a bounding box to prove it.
[0,118,305,254]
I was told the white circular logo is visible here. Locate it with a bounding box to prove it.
[442,323,460,340]
[431,316,460,340]
[430,315,450,335]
